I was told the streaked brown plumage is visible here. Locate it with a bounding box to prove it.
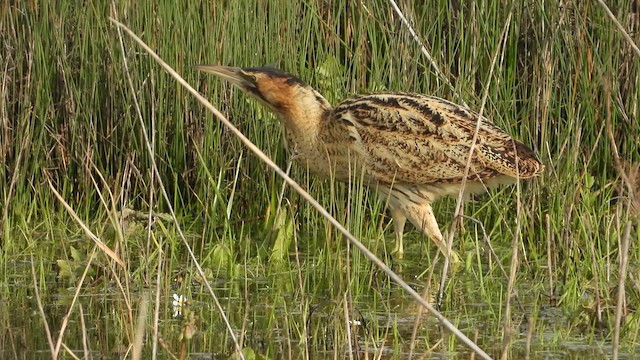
[197,65,544,262]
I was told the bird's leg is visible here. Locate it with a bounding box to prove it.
[390,207,407,259]
[406,203,461,264]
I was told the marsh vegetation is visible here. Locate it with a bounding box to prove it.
[1,1,639,359]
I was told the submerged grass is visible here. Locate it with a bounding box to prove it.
[2,0,640,359]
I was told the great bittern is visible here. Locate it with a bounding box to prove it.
[196,65,544,262]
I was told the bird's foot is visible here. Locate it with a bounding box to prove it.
[391,244,404,260]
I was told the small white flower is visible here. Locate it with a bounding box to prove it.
[172,294,186,317]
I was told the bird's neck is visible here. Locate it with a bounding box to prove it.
[276,88,332,139]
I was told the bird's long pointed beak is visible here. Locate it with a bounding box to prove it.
[195,65,255,90]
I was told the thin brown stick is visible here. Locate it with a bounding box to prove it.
[239,262,249,350]
[444,3,516,301]
[53,248,99,357]
[291,197,311,360]
[501,15,523,348]
[459,214,527,315]
[471,330,479,360]
[387,0,468,107]
[500,170,521,360]
[30,255,56,358]
[47,179,124,267]
[546,214,554,300]
[132,293,149,360]
[408,269,434,360]
[612,220,632,359]
[588,227,604,325]
[152,239,164,360]
[596,0,640,58]
[603,60,636,360]
[109,12,246,360]
[375,317,390,360]
[86,163,135,333]
[343,293,355,360]
[524,311,534,360]
[61,343,82,360]
[78,304,89,360]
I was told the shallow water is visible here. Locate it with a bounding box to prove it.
[2,246,635,360]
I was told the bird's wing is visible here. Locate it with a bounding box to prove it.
[331,93,543,185]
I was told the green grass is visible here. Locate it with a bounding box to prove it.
[2,0,640,359]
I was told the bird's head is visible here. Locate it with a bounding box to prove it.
[196,65,331,131]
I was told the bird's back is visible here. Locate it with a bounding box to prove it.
[326,93,543,192]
